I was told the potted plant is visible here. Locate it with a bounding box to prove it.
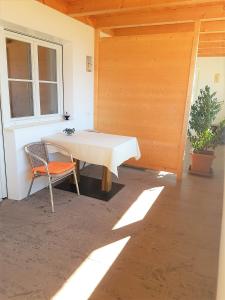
[188,85,225,176]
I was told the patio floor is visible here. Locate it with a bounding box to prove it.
[0,146,224,300]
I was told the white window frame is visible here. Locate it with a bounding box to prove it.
[0,29,63,126]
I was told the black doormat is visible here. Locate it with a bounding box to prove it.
[55,175,124,201]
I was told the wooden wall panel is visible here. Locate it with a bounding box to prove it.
[96,32,195,173]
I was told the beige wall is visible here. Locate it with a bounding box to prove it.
[194,57,225,124]
[95,32,195,174]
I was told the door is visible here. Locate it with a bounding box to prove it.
[0,95,7,199]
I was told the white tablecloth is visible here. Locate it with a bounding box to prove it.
[42,131,141,176]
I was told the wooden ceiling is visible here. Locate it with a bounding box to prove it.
[37,0,225,57]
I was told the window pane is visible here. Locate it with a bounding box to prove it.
[38,46,57,81]
[6,38,32,79]
[9,81,34,118]
[40,83,58,115]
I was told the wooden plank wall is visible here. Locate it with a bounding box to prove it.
[95,29,196,175]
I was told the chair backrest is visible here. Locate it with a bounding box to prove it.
[25,142,49,168]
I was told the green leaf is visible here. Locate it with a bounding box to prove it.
[188,85,224,152]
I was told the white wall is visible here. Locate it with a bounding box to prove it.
[0,0,94,127]
[4,121,76,200]
[0,0,95,199]
[193,57,225,123]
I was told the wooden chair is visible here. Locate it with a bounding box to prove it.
[24,142,80,213]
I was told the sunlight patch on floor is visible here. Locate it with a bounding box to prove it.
[52,236,130,300]
[112,186,164,230]
[157,171,174,178]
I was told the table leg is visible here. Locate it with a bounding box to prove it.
[74,159,80,182]
[102,166,112,192]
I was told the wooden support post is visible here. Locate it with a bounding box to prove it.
[101,166,112,192]
[176,20,201,180]
[94,29,100,130]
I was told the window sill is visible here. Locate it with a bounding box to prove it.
[4,119,75,131]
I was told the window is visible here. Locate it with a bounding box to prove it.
[3,31,63,122]
[38,46,58,115]
[6,38,34,118]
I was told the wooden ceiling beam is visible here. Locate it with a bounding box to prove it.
[100,29,115,36]
[75,16,96,27]
[200,32,225,42]
[199,54,225,56]
[112,20,225,38]
[113,23,195,36]
[201,20,225,33]
[199,41,225,48]
[67,0,224,17]
[198,48,225,52]
[198,49,225,56]
[74,16,115,35]
[93,3,225,29]
[199,47,225,52]
[113,21,225,37]
[37,0,69,14]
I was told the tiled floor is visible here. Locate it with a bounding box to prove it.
[0,146,224,300]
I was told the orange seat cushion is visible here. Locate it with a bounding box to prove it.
[33,161,75,175]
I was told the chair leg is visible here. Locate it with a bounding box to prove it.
[73,169,80,196]
[27,176,35,197]
[48,176,55,213]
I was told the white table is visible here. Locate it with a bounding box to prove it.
[43,131,141,191]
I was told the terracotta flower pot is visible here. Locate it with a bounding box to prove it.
[190,151,215,176]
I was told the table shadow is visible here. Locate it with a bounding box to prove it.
[55,175,124,201]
